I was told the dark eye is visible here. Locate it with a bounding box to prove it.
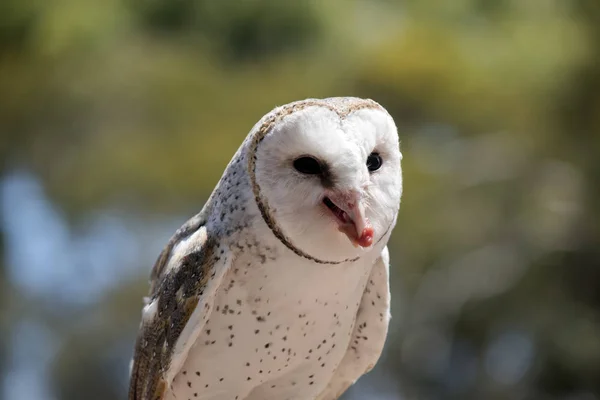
[293,156,322,175]
[367,152,383,172]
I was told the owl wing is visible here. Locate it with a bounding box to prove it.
[316,247,392,400]
[129,212,232,400]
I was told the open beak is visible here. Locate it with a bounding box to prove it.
[323,191,374,248]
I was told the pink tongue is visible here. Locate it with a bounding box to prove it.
[357,225,374,247]
[339,221,374,248]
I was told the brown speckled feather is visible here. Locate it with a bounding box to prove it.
[129,210,222,400]
[148,206,214,295]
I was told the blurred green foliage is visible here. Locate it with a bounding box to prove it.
[0,0,599,399]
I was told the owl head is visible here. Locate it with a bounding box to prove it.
[249,97,402,263]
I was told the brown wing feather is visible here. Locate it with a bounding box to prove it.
[129,210,219,400]
[148,210,208,296]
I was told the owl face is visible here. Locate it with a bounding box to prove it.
[253,103,402,261]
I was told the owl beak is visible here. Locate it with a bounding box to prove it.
[323,191,374,248]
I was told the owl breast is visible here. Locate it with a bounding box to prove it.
[166,237,378,400]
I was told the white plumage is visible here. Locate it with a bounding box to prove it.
[129,97,403,400]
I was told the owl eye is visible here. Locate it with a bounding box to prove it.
[367,152,383,172]
[293,156,322,175]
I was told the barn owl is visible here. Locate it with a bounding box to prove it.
[129,97,403,400]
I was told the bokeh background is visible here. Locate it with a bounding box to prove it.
[1,0,599,399]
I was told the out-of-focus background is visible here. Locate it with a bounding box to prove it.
[1,0,599,399]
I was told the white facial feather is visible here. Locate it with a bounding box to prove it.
[254,105,402,261]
